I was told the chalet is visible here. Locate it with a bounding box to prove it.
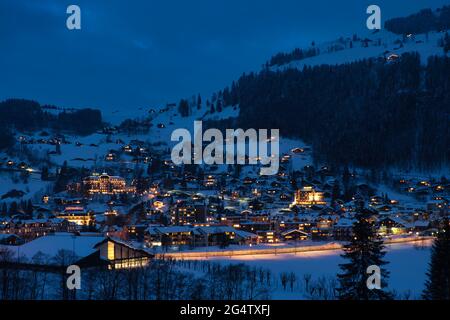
[248,198,264,211]
[203,175,217,188]
[291,148,304,154]
[256,230,276,243]
[280,229,309,241]
[279,193,291,202]
[278,220,311,232]
[54,197,84,206]
[333,218,355,240]
[280,154,291,163]
[410,220,431,233]
[243,177,255,185]
[145,225,257,247]
[427,198,449,215]
[247,212,270,223]
[292,186,326,207]
[240,221,271,233]
[4,218,77,240]
[220,212,245,228]
[386,53,399,62]
[194,226,258,246]
[311,226,332,240]
[146,226,194,246]
[105,152,117,162]
[270,181,282,188]
[376,205,393,212]
[124,224,147,241]
[378,217,409,235]
[370,195,384,206]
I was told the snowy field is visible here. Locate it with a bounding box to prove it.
[199,240,433,299]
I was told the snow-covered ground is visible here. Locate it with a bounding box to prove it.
[272,29,448,72]
[0,172,52,203]
[199,241,433,299]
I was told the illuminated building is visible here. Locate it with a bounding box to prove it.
[2,218,76,240]
[257,230,276,243]
[42,195,50,204]
[105,153,116,161]
[58,207,94,226]
[203,175,217,188]
[292,186,326,206]
[280,229,308,241]
[83,173,135,195]
[170,202,208,225]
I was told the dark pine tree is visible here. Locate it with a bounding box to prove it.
[41,166,49,181]
[1,203,7,216]
[423,218,450,300]
[178,99,190,117]
[197,94,202,110]
[337,211,393,300]
[331,180,341,203]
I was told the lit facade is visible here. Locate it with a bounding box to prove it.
[58,207,94,226]
[293,186,326,206]
[83,173,135,195]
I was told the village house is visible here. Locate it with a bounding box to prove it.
[256,230,276,243]
[58,206,95,226]
[145,225,257,248]
[280,229,309,242]
[333,218,355,240]
[378,217,410,235]
[2,218,77,240]
[193,226,258,246]
[146,226,194,247]
[292,186,326,207]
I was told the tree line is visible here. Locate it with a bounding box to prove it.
[0,99,104,149]
[385,6,450,35]
[217,52,450,170]
[267,47,319,67]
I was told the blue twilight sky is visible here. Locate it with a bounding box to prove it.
[0,0,448,112]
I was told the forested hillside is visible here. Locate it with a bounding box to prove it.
[385,6,450,35]
[0,99,103,150]
[220,53,450,170]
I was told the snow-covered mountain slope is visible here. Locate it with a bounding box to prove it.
[99,30,448,126]
[271,29,448,71]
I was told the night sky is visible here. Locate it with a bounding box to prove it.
[0,0,448,111]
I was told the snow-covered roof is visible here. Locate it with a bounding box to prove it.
[194,225,237,235]
[334,218,355,228]
[234,229,258,239]
[281,229,309,236]
[0,234,20,241]
[147,226,194,235]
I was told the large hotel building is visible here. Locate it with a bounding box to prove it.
[83,173,135,195]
